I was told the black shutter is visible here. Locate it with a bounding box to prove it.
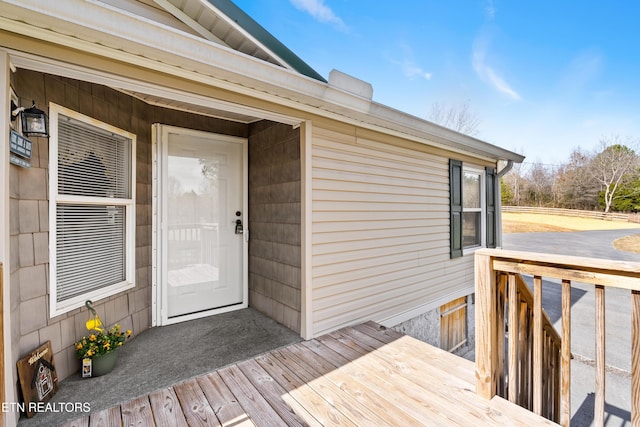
[486,166,497,248]
[450,159,463,258]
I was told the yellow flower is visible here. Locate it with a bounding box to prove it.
[74,322,131,360]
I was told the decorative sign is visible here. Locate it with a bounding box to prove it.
[9,130,33,159]
[82,358,92,378]
[16,341,58,418]
[10,154,31,168]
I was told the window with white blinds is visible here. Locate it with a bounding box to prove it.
[49,104,136,316]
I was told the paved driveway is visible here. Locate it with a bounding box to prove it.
[502,229,640,426]
[503,229,640,262]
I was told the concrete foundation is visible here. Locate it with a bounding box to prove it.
[393,293,475,357]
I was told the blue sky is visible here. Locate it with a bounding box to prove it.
[233,0,640,167]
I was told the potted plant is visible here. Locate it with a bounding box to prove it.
[74,301,132,377]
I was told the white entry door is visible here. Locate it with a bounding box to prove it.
[154,125,247,324]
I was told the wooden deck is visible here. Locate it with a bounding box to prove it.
[59,322,557,426]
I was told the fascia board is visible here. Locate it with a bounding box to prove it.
[201,0,326,82]
[0,1,327,98]
[188,0,294,71]
[151,0,228,46]
[0,0,523,163]
[367,101,526,163]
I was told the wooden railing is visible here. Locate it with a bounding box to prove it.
[475,249,640,426]
[167,223,218,269]
[505,273,561,419]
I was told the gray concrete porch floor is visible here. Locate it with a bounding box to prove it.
[17,308,302,427]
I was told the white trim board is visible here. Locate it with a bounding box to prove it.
[151,125,249,326]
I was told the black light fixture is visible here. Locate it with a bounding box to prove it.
[11,100,48,137]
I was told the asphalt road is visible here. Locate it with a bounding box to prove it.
[503,229,640,263]
[502,229,640,426]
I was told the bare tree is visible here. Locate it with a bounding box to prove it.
[523,162,556,206]
[429,102,481,136]
[501,161,525,205]
[553,148,599,210]
[588,135,639,212]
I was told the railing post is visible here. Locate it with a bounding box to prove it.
[533,276,543,415]
[595,285,605,426]
[561,279,572,427]
[508,273,518,403]
[632,290,639,426]
[475,251,498,399]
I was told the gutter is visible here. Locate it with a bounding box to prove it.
[497,159,515,178]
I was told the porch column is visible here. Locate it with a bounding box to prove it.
[300,120,313,339]
[475,250,499,399]
[0,50,18,427]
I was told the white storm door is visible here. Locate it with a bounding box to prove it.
[157,126,247,323]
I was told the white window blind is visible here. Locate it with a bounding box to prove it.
[56,204,126,301]
[57,118,131,198]
[50,104,136,315]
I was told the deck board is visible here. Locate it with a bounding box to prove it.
[120,396,154,426]
[217,364,287,426]
[88,406,120,427]
[148,387,188,427]
[255,353,357,426]
[173,378,219,426]
[196,372,255,427]
[272,347,390,426]
[64,322,558,426]
[237,358,320,426]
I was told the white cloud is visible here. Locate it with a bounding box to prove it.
[560,50,603,95]
[483,67,521,100]
[391,43,433,81]
[485,0,496,19]
[289,0,347,31]
[403,62,433,80]
[472,38,521,101]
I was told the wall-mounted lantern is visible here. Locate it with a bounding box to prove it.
[11,100,48,137]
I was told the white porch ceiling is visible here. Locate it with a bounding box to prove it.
[9,53,302,126]
[122,89,263,123]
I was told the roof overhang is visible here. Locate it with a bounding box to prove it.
[147,0,326,82]
[0,0,524,163]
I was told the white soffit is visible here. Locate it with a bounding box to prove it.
[9,52,301,126]
[151,0,285,67]
[98,0,201,36]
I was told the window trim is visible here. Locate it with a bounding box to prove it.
[49,103,136,316]
[462,166,486,251]
[450,160,496,258]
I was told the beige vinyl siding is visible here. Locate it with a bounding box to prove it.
[311,127,474,336]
